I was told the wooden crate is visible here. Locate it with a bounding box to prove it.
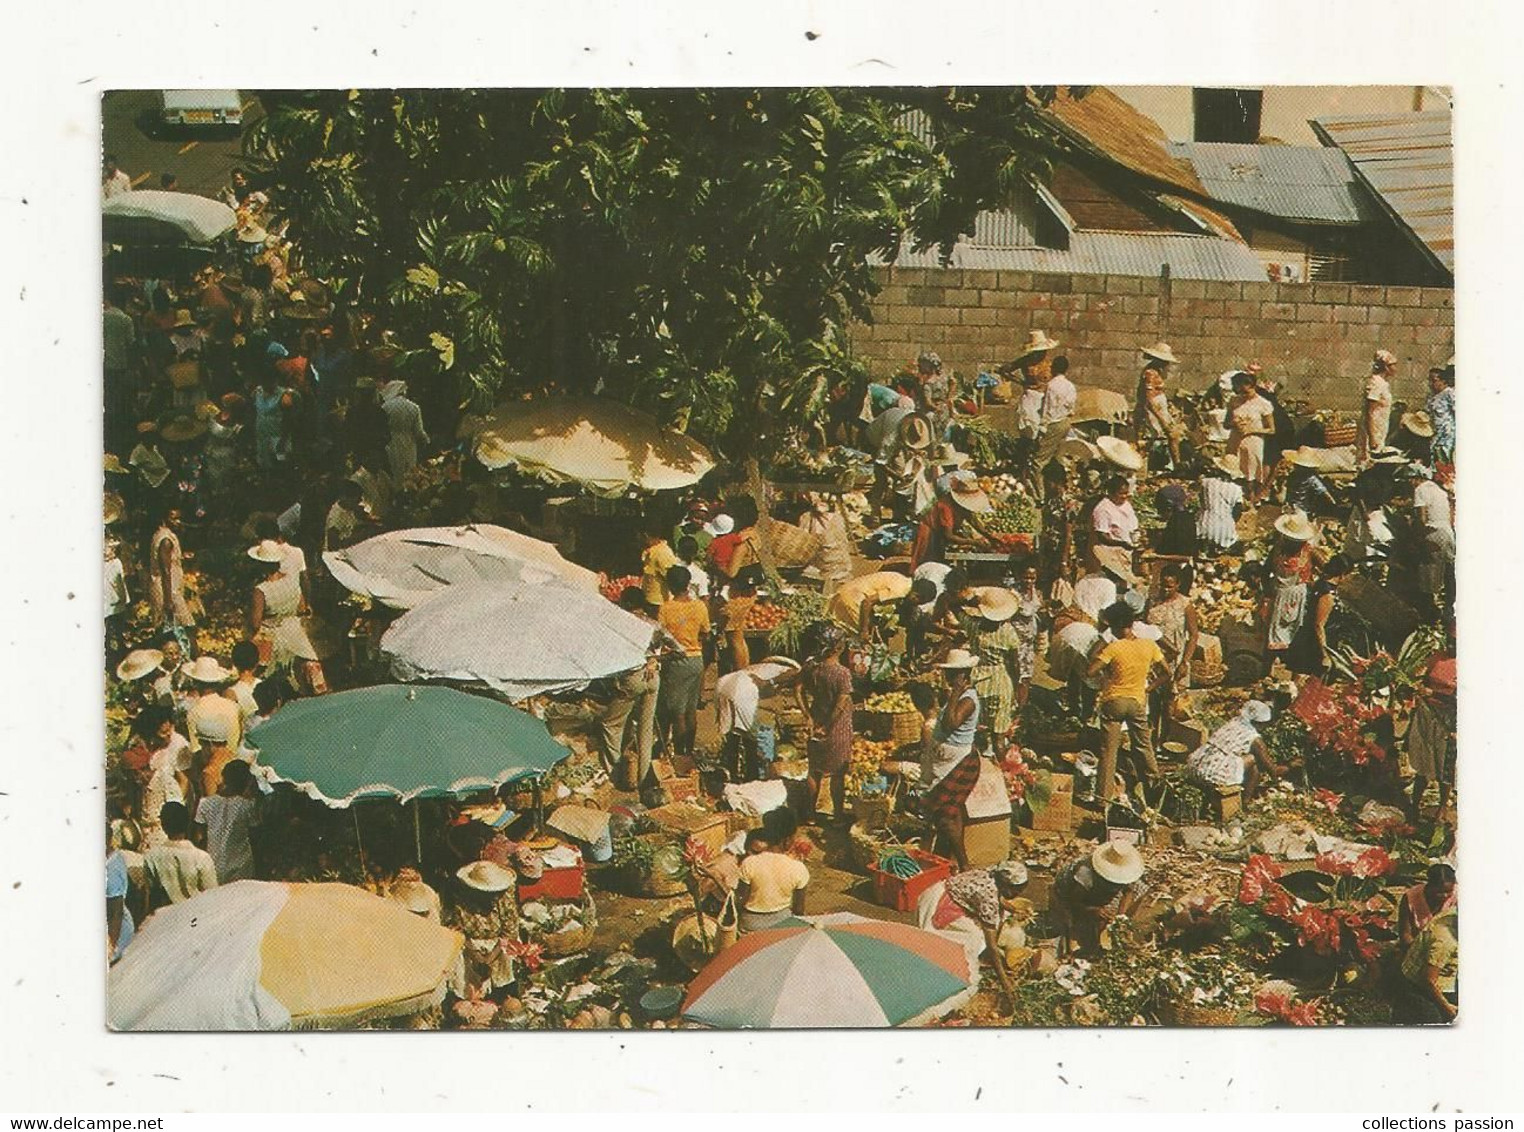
[646,803,730,861]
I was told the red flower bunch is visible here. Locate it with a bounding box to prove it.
[1000,750,1038,803]
[1359,815,1416,839]
[1255,989,1321,1026]
[1237,854,1283,905]
[1311,787,1345,815]
[1314,846,1397,880]
[1292,681,1388,764]
[682,837,715,869]
[501,939,545,972]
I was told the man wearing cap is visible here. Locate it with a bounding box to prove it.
[1357,350,1397,464]
[1087,603,1169,801]
[911,470,997,569]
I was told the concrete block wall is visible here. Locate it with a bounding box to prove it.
[848,267,1455,412]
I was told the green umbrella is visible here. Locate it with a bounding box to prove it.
[245,684,570,808]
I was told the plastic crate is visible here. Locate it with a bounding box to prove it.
[867,848,953,912]
[517,857,586,902]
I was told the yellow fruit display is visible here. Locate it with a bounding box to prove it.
[845,735,895,796]
[863,691,915,714]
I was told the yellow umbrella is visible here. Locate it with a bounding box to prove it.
[473,397,715,495]
[109,881,463,1030]
[1071,387,1131,425]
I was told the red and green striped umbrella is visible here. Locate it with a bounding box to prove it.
[680,913,974,1029]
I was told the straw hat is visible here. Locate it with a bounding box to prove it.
[1132,622,1163,642]
[391,880,439,918]
[1095,435,1144,472]
[238,224,269,245]
[990,859,1030,889]
[159,415,207,443]
[1091,840,1145,885]
[115,648,164,682]
[758,656,803,674]
[380,379,409,402]
[181,656,234,685]
[1400,410,1434,438]
[1141,341,1179,365]
[247,539,285,564]
[934,445,971,470]
[1286,447,1324,469]
[457,860,515,893]
[1273,513,1318,542]
[900,414,932,451]
[171,308,197,329]
[1370,447,1408,465]
[1013,329,1060,362]
[1210,454,1244,480]
[969,586,1019,623]
[936,647,982,670]
[946,471,993,514]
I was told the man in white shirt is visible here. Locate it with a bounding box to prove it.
[1410,468,1455,604]
[1091,476,1140,549]
[1043,355,1078,428]
[143,802,219,907]
[102,154,133,200]
[716,658,802,782]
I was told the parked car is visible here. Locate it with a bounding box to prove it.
[159,90,243,130]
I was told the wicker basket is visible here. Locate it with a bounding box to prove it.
[853,794,894,830]
[535,892,598,958]
[860,708,923,745]
[672,912,724,972]
[1154,997,1246,1027]
[1322,422,1357,448]
[1190,658,1227,688]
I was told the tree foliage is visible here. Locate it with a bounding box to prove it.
[246,87,1070,456]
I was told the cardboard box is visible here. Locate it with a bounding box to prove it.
[646,803,730,861]
[961,815,1013,868]
[1028,772,1074,833]
[651,758,700,803]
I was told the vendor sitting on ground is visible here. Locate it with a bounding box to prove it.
[1051,841,1147,957]
[916,858,1030,993]
[1183,700,1284,803]
[736,829,809,933]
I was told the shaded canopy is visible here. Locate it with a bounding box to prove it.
[102,190,237,245]
[244,684,570,807]
[323,524,599,610]
[380,581,658,700]
[472,397,716,495]
[108,881,463,1030]
[681,912,974,1028]
[1071,386,1131,425]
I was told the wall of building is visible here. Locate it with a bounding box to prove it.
[847,266,1454,412]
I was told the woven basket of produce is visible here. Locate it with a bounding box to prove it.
[852,794,893,830]
[1190,658,1226,688]
[535,892,598,958]
[848,822,890,872]
[770,757,810,781]
[861,691,920,744]
[1154,997,1244,1027]
[1322,423,1356,448]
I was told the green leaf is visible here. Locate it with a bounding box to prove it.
[429,332,456,370]
[405,264,440,290]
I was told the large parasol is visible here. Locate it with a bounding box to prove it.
[108,881,463,1030]
[102,190,238,245]
[472,397,715,495]
[379,580,658,700]
[322,524,599,610]
[244,683,570,807]
[680,913,975,1028]
[1070,386,1131,426]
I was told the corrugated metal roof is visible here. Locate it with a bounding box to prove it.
[1311,111,1452,271]
[1166,141,1374,225]
[875,215,1268,281]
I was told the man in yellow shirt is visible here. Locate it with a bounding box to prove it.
[641,531,680,607]
[657,566,710,761]
[1087,604,1168,801]
[826,568,913,641]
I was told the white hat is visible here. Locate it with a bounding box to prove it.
[934,445,971,470]
[1210,454,1244,480]
[1014,330,1060,360]
[1400,410,1434,438]
[1141,341,1179,365]
[936,648,982,670]
[969,586,1019,623]
[1240,700,1273,724]
[115,648,164,682]
[1132,622,1163,642]
[181,656,234,685]
[1095,435,1144,472]
[456,860,515,893]
[705,514,735,537]
[1091,840,1145,885]
[1286,447,1324,469]
[900,414,932,451]
[1273,513,1318,542]
[237,224,269,245]
[247,539,284,564]
[946,472,993,514]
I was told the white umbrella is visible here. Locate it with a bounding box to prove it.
[102,190,237,245]
[323,524,599,611]
[381,580,658,700]
[472,397,715,495]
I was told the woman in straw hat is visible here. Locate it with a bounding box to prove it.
[447,860,520,997]
[1263,512,1319,660]
[247,540,327,695]
[1051,840,1147,957]
[181,655,243,798]
[1226,370,1276,502]
[910,470,997,569]
[957,586,1023,736]
[921,648,984,868]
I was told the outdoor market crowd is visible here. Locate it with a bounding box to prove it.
[102,159,1458,1027]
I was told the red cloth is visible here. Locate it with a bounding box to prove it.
[926,750,982,830]
[1425,656,1457,700]
[708,530,747,574]
[912,499,957,568]
[931,887,966,929]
